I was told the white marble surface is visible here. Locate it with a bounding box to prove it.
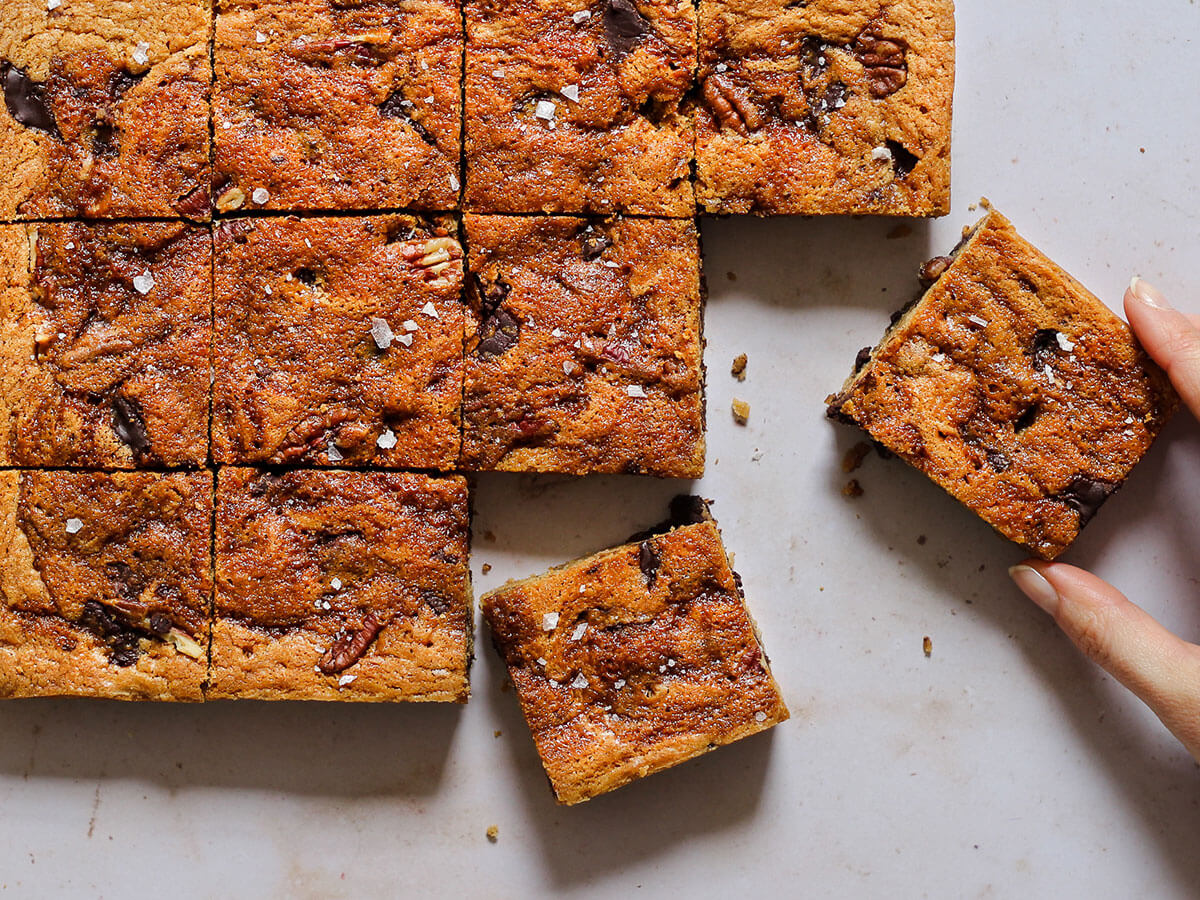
[4,1,1200,897]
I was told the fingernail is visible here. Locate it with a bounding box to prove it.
[1009,565,1061,617]
[1129,276,1172,310]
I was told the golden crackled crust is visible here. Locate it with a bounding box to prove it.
[483,509,787,804]
[465,0,696,215]
[214,0,461,212]
[696,0,954,215]
[461,214,705,476]
[0,470,213,701]
[211,468,472,702]
[0,221,212,468]
[212,215,463,469]
[828,210,1179,559]
[0,0,213,219]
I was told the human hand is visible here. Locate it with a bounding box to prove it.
[1009,277,1200,762]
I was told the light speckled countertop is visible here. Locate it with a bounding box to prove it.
[4,1,1200,897]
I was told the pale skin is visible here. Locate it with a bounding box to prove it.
[1009,277,1200,762]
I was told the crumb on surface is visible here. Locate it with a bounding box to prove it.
[731,398,750,424]
[731,353,748,381]
[493,730,502,738]
[481,563,492,575]
[923,636,933,658]
[486,825,499,843]
[841,442,871,473]
[842,479,863,498]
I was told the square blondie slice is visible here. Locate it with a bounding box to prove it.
[0,0,212,219]
[0,471,213,701]
[214,0,461,213]
[483,498,788,805]
[696,0,954,215]
[211,469,472,702]
[461,214,705,476]
[213,215,463,469]
[827,210,1178,559]
[0,222,212,468]
[464,0,695,215]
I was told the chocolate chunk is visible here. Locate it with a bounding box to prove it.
[420,588,452,616]
[471,273,511,314]
[604,0,651,54]
[104,561,139,600]
[1013,403,1039,433]
[667,494,709,527]
[111,69,146,99]
[476,307,520,356]
[854,23,908,98]
[854,346,873,372]
[918,256,954,287]
[112,395,151,457]
[581,231,611,260]
[638,540,660,590]
[986,450,1010,472]
[91,119,119,158]
[318,612,386,674]
[379,90,438,146]
[79,600,142,667]
[2,63,59,137]
[1031,329,1061,367]
[1057,476,1116,527]
[148,612,172,636]
[887,141,919,179]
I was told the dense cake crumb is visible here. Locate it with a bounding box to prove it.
[212,215,463,469]
[1,0,213,219]
[465,0,696,215]
[214,0,461,212]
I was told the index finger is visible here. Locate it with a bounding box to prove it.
[1125,278,1200,419]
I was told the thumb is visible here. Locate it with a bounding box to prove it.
[1010,561,1200,761]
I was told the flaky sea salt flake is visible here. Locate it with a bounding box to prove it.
[421,301,439,319]
[560,84,579,102]
[132,270,154,294]
[65,517,83,534]
[132,42,150,65]
[534,100,556,121]
[570,673,588,690]
[376,428,397,449]
[570,622,587,641]
[370,317,394,349]
[251,187,270,205]
[542,612,559,631]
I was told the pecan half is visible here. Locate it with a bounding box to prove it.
[399,237,462,287]
[702,74,763,135]
[854,23,908,97]
[318,612,386,674]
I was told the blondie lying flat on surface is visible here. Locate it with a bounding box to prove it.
[0,471,213,701]
[827,209,1178,560]
[0,220,212,468]
[461,214,706,477]
[0,0,213,219]
[211,469,472,702]
[483,498,788,804]
[696,0,954,215]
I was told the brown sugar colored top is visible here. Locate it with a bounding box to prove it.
[0,221,212,468]
[214,0,461,212]
[696,0,954,215]
[484,519,788,804]
[212,468,471,701]
[212,215,463,469]
[0,471,213,700]
[465,0,696,215]
[0,0,213,219]
[461,214,704,476]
